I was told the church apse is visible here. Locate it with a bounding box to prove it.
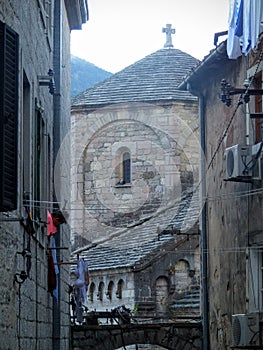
[82,117,194,232]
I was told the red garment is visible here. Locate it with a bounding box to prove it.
[47,210,57,236]
[47,252,56,294]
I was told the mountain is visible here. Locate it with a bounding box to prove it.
[70,56,112,97]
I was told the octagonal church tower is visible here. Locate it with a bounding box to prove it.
[69,25,200,250]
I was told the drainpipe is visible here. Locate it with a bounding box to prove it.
[53,0,62,349]
[199,94,209,350]
[187,86,209,349]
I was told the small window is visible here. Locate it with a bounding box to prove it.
[123,152,131,184]
[97,281,104,301]
[254,72,263,142]
[156,277,169,314]
[106,281,114,301]
[116,150,131,185]
[89,282,95,302]
[116,279,124,299]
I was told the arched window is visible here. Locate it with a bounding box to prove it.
[97,281,104,301]
[122,152,131,184]
[155,276,169,315]
[174,260,191,293]
[116,148,131,185]
[116,279,124,299]
[88,282,95,302]
[106,281,114,301]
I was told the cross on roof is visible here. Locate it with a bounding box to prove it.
[162,24,175,48]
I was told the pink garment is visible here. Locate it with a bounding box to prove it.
[47,210,57,236]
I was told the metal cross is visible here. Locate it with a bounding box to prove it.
[162,24,175,48]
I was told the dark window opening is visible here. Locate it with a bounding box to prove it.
[116,279,124,299]
[97,281,104,301]
[106,281,114,300]
[254,72,263,143]
[123,152,131,184]
[89,282,95,302]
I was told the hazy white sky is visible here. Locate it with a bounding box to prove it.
[71,0,230,73]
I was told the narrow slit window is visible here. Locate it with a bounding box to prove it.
[123,152,131,184]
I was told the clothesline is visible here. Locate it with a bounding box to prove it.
[55,261,78,265]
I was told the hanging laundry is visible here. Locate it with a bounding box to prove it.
[47,210,57,236]
[227,0,263,58]
[51,210,67,227]
[51,236,59,299]
[242,0,251,54]
[250,0,263,50]
[235,0,244,37]
[47,210,67,236]
[227,0,243,59]
[73,257,89,323]
[47,250,56,295]
[21,207,35,234]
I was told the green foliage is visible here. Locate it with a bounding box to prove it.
[71,56,112,97]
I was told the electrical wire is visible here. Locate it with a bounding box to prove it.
[17,185,263,213]
[206,187,263,201]
[207,46,263,170]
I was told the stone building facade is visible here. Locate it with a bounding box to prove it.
[71,45,200,248]
[70,34,202,349]
[0,1,88,349]
[180,9,263,350]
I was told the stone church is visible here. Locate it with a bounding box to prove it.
[70,25,201,345]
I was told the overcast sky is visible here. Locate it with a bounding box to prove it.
[71,0,230,73]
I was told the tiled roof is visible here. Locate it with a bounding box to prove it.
[75,192,200,271]
[72,48,199,108]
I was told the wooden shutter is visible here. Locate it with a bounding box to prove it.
[254,73,263,142]
[0,22,19,212]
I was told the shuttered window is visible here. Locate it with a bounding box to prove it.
[254,73,263,142]
[0,22,19,212]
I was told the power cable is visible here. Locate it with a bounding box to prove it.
[207,46,263,170]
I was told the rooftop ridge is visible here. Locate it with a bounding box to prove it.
[71,48,199,108]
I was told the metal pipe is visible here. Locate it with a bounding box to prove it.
[199,94,209,350]
[186,85,209,349]
[52,1,62,349]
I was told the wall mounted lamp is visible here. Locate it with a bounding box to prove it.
[14,270,28,284]
[17,249,32,258]
[38,69,56,95]
[220,78,263,107]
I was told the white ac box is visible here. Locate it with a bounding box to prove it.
[225,145,252,180]
[232,313,260,347]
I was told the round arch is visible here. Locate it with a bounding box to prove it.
[72,322,202,349]
[155,276,170,315]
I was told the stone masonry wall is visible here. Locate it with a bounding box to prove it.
[203,46,263,349]
[0,1,72,349]
[71,101,199,248]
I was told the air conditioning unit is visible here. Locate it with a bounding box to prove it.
[232,313,260,347]
[251,143,263,180]
[225,145,252,180]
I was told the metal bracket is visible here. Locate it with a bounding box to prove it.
[38,69,55,95]
[220,79,263,107]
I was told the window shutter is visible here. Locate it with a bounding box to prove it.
[0,22,19,212]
